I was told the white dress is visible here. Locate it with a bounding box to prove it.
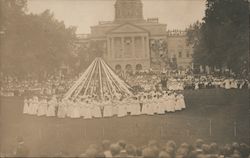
[103,101,113,117]
[37,100,47,116]
[23,99,29,114]
[130,100,141,116]
[84,104,92,119]
[32,99,39,115]
[117,101,127,117]
[175,96,182,111]
[175,96,181,111]
[29,100,35,115]
[224,79,231,89]
[141,99,148,114]
[164,95,172,112]
[126,100,133,114]
[178,94,186,109]
[66,101,73,118]
[231,80,238,89]
[71,103,80,118]
[79,102,86,117]
[47,100,56,117]
[195,83,199,90]
[145,98,155,115]
[91,102,102,118]
[57,101,66,118]
[157,98,165,114]
[168,95,175,112]
[111,102,118,116]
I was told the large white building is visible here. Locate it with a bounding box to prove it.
[77,0,193,72]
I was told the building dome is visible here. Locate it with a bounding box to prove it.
[114,0,144,22]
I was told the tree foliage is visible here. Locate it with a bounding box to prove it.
[0,0,77,79]
[187,0,249,73]
[77,40,106,71]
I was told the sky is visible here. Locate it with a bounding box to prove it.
[27,0,206,34]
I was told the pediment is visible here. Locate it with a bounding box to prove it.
[107,23,148,34]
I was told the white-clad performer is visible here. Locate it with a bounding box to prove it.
[37,98,47,116]
[23,98,29,114]
[103,99,113,117]
[46,98,56,117]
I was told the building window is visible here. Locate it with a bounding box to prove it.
[125,64,133,74]
[136,64,142,71]
[178,51,182,58]
[115,64,122,71]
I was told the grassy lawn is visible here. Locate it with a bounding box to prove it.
[0,89,249,156]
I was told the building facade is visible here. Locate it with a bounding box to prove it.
[78,0,193,72]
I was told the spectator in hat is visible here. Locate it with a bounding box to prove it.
[117,140,128,157]
[85,147,98,158]
[239,143,250,158]
[201,144,210,155]
[165,146,175,158]
[166,140,177,150]
[126,144,136,157]
[102,140,112,158]
[159,151,171,158]
[142,147,157,158]
[110,143,121,157]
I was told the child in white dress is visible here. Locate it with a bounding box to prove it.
[71,101,80,118]
[117,100,127,117]
[23,98,29,114]
[174,94,182,111]
[130,98,141,116]
[47,99,56,117]
[177,94,186,110]
[103,100,113,117]
[37,99,47,116]
[91,101,102,118]
[157,96,165,114]
[168,93,176,112]
[57,100,66,118]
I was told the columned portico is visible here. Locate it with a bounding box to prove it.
[83,0,192,71]
[105,31,150,71]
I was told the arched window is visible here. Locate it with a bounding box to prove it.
[125,64,133,74]
[136,64,142,71]
[178,51,182,58]
[115,64,121,70]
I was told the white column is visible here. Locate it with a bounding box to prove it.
[122,36,125,58]
[132,36,135,58]
[141,36,145,58]
[111,37,115,59]
[107,37,111,59]
[145,36,149,58]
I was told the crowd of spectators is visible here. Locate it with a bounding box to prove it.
[0,70,249,98]
[5,138,250,158]
[0,75,75,97]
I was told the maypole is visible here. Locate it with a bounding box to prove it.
[101,59,118,97]
[72,59,98,100]
[98,58,104,100]
[63,57,134,102]
[100,59,124,95]
[64,58,97,99]
[83,60,98,96]
[101,59,133,96]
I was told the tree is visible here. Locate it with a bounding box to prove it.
[0,1,77,79]
[77,40,106,71]
[187,0,249,74]
[150,39,169,70]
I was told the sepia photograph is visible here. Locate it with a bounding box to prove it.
[0,0,249,157]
